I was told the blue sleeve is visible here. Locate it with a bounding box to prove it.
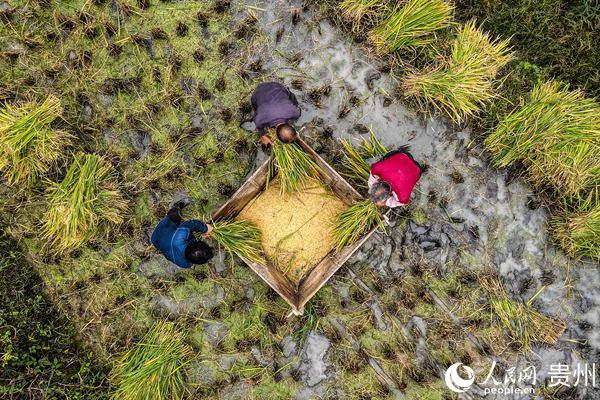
[258,126,267,136]
[180,219,208,234]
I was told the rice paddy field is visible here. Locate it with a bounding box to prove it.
[1,0,599,399]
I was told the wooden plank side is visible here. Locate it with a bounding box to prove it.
[244,260,298,309]
[212,160,271,221]
[296,137,362,205]
[297,210,391,310]
[296,224,381,310]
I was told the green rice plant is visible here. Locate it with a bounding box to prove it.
[210,219,266,265]
[551,190,600,260]
[369,0,453,53]
[403,21,513,123]
[484,80,600,195]
[480,276,566,350]
[340,0,391,32]
[333,200,386,251]
[43,153,126,252]
[110,320,191,400]
[270,139,322,193]
[340,131,388,188]
[0,95,72,186]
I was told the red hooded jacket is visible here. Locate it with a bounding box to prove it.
[370,152,421,204]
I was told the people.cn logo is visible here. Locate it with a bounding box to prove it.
[445,363,475,393]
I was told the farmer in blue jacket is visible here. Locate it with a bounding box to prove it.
[151,201,214,268]
[251,81,301,146]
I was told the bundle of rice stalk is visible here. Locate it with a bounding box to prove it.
[359,130,388,159]
[270,139,322,193]
[403,66,496,123]
[340,131,388,187]
[484,80,600,195]
[0,95,72,185]
[333,200,386,251]
[110,320,190,400]
[369,0,453,53]
[210,219,266,265]
[403,22,513,123]
[340,0,391,32]
[480,276,566,350]
[451,20,512,78]
[551,189,600,260]
[43,153,126,252]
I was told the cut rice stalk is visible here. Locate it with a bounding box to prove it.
[359,130,388,160]
[403,66,496,122]
[270,138,322,193]
[369,0,454,53]
[340,0,391,32]
[340,139,372,185]
[333,199,386,251]
[210,219,266,266]
[551,189,600,260]
[402,21,513,123]
[480,276,566,350]
[110,320,190,400]
[43,153,125,252]
[0,95,72,185]
[484,80,600,195]
[340,131,388,187]
[451,20,513,78]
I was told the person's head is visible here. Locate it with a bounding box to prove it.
[276,124,298,144]
[369,181,392,206]
[185,241,214,265]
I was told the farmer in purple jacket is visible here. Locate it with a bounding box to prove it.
[251,81,301,146]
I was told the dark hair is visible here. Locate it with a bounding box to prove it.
[369,181,391,204]
[276,124,297,143]
[185,241,214,265]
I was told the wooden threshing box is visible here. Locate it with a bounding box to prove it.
[212,138,383,315]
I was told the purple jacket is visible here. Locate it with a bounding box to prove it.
[251,82,301,136]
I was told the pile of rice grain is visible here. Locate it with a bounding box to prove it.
[238,178,348,285]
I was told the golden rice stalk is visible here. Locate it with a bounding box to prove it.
[270,139,322,193]
[43,153,126,252]
[402,21,513,123]
[485,80,600,196]
[480,276,566,350]
[0,95,72,185]
[340,131,388,188]
[451,20,513,78]
[333,200,386,251]
[369,0,453,53]
[211,219,266,265]
[340,0,391,32]
[110,320,190,400]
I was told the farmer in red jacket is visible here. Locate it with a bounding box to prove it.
[368,147,422,208]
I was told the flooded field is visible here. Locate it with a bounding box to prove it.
[1,0,598,399]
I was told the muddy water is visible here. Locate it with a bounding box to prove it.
[233,0,599,398]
